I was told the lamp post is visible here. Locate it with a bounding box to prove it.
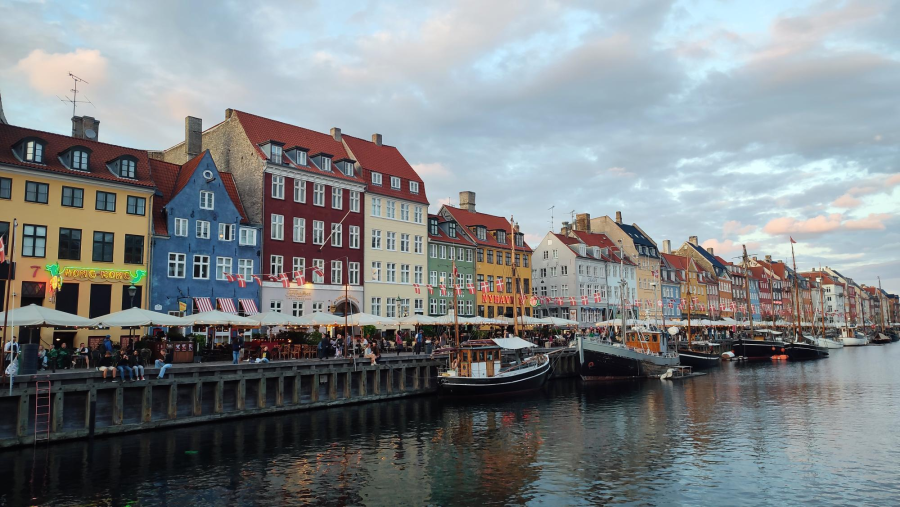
[127,284,137,346]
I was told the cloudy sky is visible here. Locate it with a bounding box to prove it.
[1,0,898,291]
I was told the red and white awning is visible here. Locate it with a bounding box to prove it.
[218,298,237,314]
[194,297,214,313]
[239,298,259,315]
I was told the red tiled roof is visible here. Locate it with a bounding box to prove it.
[428,214,476,247]
[343,135,429,205]
[220,172,249,225]
[570,230,633,265]
[173,151,205,197]
[0,123,155,188]
[231,110,363,185]
[443,205,531,252]
[661,253,688,271]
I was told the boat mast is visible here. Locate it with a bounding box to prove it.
[618,240,627,340]
[742,245,754,336]
[818,271,826,339]
[878,276,885,333]
[790,239,802,342]
[510,216,519,337]
[686,261,692,344]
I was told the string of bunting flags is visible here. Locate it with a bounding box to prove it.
[222,265,326,288]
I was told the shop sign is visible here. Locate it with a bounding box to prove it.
[45,263,146,285]
[285,289,313,300]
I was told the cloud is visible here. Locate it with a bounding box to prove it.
[606,167,635,178]
[832,194,862,208]
[14,48,108,95]
[763,214,844,235]
[412,162,450,179]
[843,213,893,231]
[722,220,756,237]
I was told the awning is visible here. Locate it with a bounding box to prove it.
[491,337,537,350]
[194,297,214,313]
[217,298,237,314]
[239,298,259,316]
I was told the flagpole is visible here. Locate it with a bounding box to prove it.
[452,260,459,347]
[2,218,17,377]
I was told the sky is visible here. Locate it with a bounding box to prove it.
[0,0,898,292]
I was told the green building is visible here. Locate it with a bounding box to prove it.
[427,214,477,316]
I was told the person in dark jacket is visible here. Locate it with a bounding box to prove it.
[231,335,242,364]
[130,349,146,381]
[98,351,117,382]
[155,347,173,379]
[116,350,134,382]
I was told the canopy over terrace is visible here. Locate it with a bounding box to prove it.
[89,307,185,328]
[0,304,94,328]
[179,310,258,327]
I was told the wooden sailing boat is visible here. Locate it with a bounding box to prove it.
[870,277,892,344]
[784,238,828,360]
[677,266,721,369]
[732,245,788,359]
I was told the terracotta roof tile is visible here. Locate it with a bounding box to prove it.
[342,135,428,205]
[570,230,633,265]
[428,214,476,247]
[149,158,181,235]
[220,172,249,225]
[442,205,531,252]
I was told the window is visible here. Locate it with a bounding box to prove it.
[313,259,324,284]
[218,223,234,241]
[295,150,308,166]
[313,183,325,206]
[458,248,465,262]
[431,271,438,286]
[343,161,354,176]
[238,259,253,278]
[487,250,493,263]
[449,246,455,260]
[332,187,342,209]
[439,299,447,315]
[386,298,396,318]
[270,300,282,313]
[95,191,116,211]
[430,244,438,258]
[372,261,382,281]
[386,263,396,282]
[415,265,423,284]
[173,218,188,237]
[372,172,382,186]
[384,231,397,252]
[401,264,410,283]
[562,265,568,275]
[477,227,486,241]
[349,225,360,249]
[331,223,342,247]
[440,245,446,259]
[25,140,43,163]
[292,218,306,243]
[271,175,285,199]
[410,181,419,194]
[0,178,10,199]
[271,214,284,240]
[371,197,382,216]
[293,257,305,275]
[196,220,210,239]
[58,228,81,260]
[312,302,324,313]
[168,253,186,278]
[415,235,423,254]
[71,149,89,170]
[391,176,400,189]
[386,200,396,219]
[466,249,473,263]
[331,260,342,285]
[294,179,306,202]
[430,219,439,236]
[414,206,423,224]
[477,249,483,262]
[91,231,114,262]
[312,220,325,245]
[239,227,256,245]
[350,191,360,212]
[430,299,438,315]
[61,187,84,208]
[216,257,232,280]
[400,233,409,252]
[349,262,360,285]
[124,235,144,264]
[200,191,214,210]
[271,144,282,164]
[524,255,529,268]
[193,255,210,279]
[126,196,146,215]
[25,181,49,204]
[292,301,304,317]
[118,158,136,178]
[371,297,381,316]
[321,157,332,171]
[371,229,382,249]
[400,203,410,221]
[270,255,284,275]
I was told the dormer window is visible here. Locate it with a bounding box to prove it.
[115,157,137,178]
[429,218,438,236]
[24,140,44,163]
[343,161,354,177]
[322,157,332,171]
[515,233,524,247]
[579,245,586,256]
[391,176,401,189]
[410,181,419,194]
[71,149,89,170]
[476,226,486,241]
[593,247,600,258]
[495,230,506,244]
[271,145,283,164]
[449,222,457,238]
[372,172,382,186]
[288,148,308,166]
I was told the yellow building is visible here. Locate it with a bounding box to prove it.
[0,119,154,348]
[441,192,533,319]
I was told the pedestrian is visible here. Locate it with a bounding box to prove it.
[103,335,114,355]
[116,350,135,382]
[395,333,403,356]
[4,336,19,363]
[91,344,103,369]
[231,335,241,364]
[98,351,117,382]
[130,349,146,381]
[414,330,423,355]
[155,346,173,379]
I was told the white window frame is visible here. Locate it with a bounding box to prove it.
[312,220,325,245]
[174,218,188,237]
[391,176,400,189]
[372,261,381,281]
[386,262,396,283]
[386,200,396,219]
[293,256,305,275]
[216,257,232,280]
[400,233,410,252]
[331,260,342,285]
[313,183,325,207]
[168,253,186,278]
[313,259,324,284]
[294,179,306,203]
[349,262,360,285]
[371,197,381,217]
[239,227,257,246]
[193,254,210,280]
[386,231,396,251]
[271,214,284,240]
[200,191,214,210]
[371,172,382,186]
[238,259,253,278]
[414,206,423,224]
[331,223,342,247]
[349,225,360,249]
[271,175,285,199]
[400,203,409,221]
[218,223,234,242]
[332,187,342,209]
[415,235,423,254]
[292,301,304,317]
[371,229,382,249]
[410,181,419,194]
[270,255,284,275]
[349,191,360,212]
[293,217,306,243]
[196,220,210,239]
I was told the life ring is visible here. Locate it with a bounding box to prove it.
[588,362,595,368]
[771,346,775,351]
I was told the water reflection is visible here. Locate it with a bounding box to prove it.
[2,345,899,505]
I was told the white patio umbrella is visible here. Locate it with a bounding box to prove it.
[180,310,257,326]
[294,311,344,326]
[246,311,306,327]
[543,316,580,326]
[347,312,399,327]
[398,314,440,325]
[89,307,185,327]
[0,304,94,327]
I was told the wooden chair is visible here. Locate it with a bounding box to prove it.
[291,344,302,359]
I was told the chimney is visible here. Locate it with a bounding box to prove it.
[765,255,772,262]
[707,247,714,255]
[459,191,476,212]
[185,116,202,159]
[689,235,699,246]
[72,115,100,141]
[372,133,383,146]
[225,108,234,119]
[662,240,671,254]
[331,127,342,142]
[561,221,570,236]
[575,213,591,232]
[615,211,622,224]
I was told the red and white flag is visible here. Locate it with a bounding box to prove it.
[252,275,263,286]
[279,273,291,288]
[569,296,577,306]
[466,283,475,294]
[439,284,447,296]
[555,297,564,305]
[225,273,235,282]
[495,278,505,292]
[657,300,663,307]
[267,274,279,282]
[413,283,421,294]
[293,271,306,285]
[427,284,434,295]
[314,266,324,278]
[235,274,247,288]
[0,235,5,264]
[455,285,462,296]
[790,236,797,244]
[593,292,602,303]
[581,295,589,305]
[480,281,489,293]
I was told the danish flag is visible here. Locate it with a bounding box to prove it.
[279,273,291,288]
[252,275,263,286]
[657,300,663,307]
[314,266,324,278]
[413,283,421,294]
[293,271,306,285]
[668,301,674,308]
[455,285,462,296]
[581,295,589,305]
[593,292,602,303]
[225,273,235,282]
[267,274,279,282]
[235,274,247,288]
[569,297,577,306]
[466,283,475,294]
[427,284,434,295]
[440,284,447,296]
[480,281,489,293]
[495,278,505,292]
[0,236,5,264]
[555,297,564,305]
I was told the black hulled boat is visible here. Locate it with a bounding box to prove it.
[784,340,829,360]
[438,338,553,397]
[579,329,680,380]
[677,341,723,369]
[732,330,787,360]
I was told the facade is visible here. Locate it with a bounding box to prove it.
[748,276,762,322]
[0,119,154,347]
[675,237,732,319]
[570,228,632,321]
[157,112,367,318]
[343,134,428,318]
[148,151,259,321]
[426,214,476,317]
[659,253,682,321]
[589,211,661,320]
[441,192,532,320]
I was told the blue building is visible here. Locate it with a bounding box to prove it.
[148,151,260,324]
[660,253,681,321]
[749,278,762,322]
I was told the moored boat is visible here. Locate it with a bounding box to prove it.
[438,337,553,396]
[785,339,829,360]
[870,333,891,345]
[840,328,867,346]
[677,340,723,369]
[579,329,680,380]
[732,329,787,360]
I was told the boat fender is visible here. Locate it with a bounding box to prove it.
[588,362,595,368]
[660,369,674,379]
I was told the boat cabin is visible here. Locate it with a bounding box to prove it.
[750,329,783,341]
[452,340,502,378]
[623,329,668,353]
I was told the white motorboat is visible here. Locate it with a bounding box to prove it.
[805,334,844,349]
[840,328,867,347]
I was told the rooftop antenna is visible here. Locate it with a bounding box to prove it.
[548,205,555,232]
[57,72,94,134]
[569,210,576,226]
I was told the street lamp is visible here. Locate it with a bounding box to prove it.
[128,285,137,308]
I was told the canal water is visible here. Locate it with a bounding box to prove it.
[2,344,899,506]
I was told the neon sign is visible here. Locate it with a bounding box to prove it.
[45,263,146,285]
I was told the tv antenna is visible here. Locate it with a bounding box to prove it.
[57,72,94,127]
[548,205,555,232]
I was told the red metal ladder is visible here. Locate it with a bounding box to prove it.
[34,376,52,443]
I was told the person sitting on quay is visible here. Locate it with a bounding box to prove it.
[256,346,270,363]
[49,343,70,372]
[4,336,19,363]
[77,342,91,368]
[155,347,174,379]
[334,335,344,358]
[130,349,146,381]
[37,345,48,370]
[98,351,117,382]
[116,350,135,382]
[364,343,377,365]
[90,343,103,370]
